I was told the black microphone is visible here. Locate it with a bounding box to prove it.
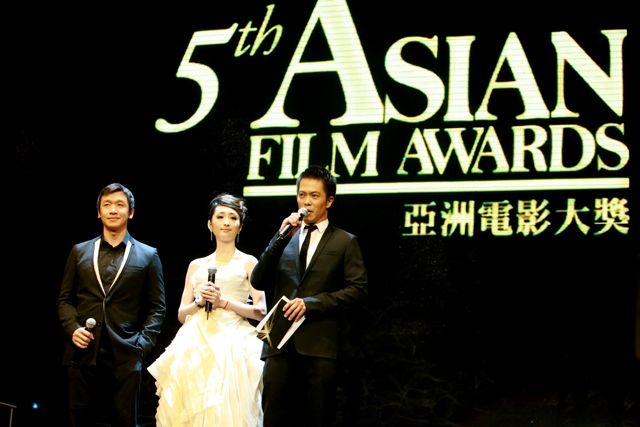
[85,318,97,332]
[206,267,217,319]
[277,207,309,240]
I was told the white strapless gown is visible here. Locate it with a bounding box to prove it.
[148,251,264,427]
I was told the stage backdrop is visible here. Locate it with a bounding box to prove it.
[5,2,638,426]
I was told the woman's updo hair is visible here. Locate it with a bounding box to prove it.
[208,193,248,226]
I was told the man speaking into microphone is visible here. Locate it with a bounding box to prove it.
[251,165,369,427]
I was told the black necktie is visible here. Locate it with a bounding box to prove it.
[299,224,317,275]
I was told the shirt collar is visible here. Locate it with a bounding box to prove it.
[100,232,131,249]
[303,218,329,234]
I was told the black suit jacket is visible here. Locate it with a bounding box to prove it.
[57,234,166,376]
[251,223,368,359]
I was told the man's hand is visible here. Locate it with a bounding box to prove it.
[283,297,306,322]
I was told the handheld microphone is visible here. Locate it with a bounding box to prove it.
[206,267,217,319]
[277,208,308,240]
[73,318,97,364]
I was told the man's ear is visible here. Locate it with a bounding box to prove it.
[129,208,135,219]
[326,196,335,209]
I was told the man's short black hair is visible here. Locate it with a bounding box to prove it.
[97,183,135,210]
[296,166,337,198]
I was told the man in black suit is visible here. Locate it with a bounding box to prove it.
[251,166,368,427]
[57,183,166,427]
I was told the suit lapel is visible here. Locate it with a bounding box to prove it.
[301,224,332,279]
[92,238,133,296]
[288,232,302,277]
[92,239,105,295]
[109,240,132,293]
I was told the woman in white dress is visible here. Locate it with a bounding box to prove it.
[148,193,267,427]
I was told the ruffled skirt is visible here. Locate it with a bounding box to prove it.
[148,309,264,427]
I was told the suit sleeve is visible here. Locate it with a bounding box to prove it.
[57,247,81,337]
[250,232,290,293]
[136,249,166,355]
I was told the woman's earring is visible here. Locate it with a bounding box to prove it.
[210,231,213,241]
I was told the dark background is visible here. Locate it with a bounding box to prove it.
[4,2,638,426]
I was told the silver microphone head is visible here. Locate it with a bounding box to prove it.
[298,207,309,218]
[85,318,97,331]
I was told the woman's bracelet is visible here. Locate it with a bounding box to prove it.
[223,300,229,310]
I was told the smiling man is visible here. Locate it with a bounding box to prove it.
[57,183,166,427]
[251,165,369,427]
